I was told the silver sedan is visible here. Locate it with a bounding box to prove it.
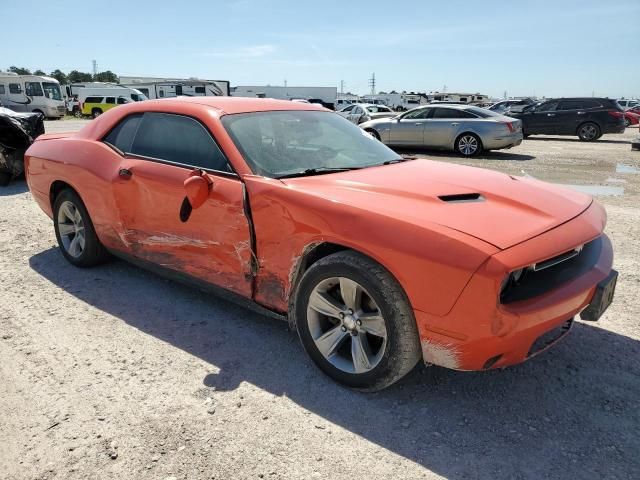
[359,104,523,156]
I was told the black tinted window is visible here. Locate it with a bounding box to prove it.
[582,100,602,109]
[537,101,558,112]
[403,108,430,119]
[195,86,206,94]
[26,82,44,96]
[85,96,103,103]
[117,97,128,105]
[105,97,115,104]
[432,108,476,119]
[132,113,229,171]
[558,101,584,111]
[103,114,142,153]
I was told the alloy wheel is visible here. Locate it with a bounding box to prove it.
[57,201,86,258]
[306,276,387,374]
[458,135,479,156]
[580,124,598,140]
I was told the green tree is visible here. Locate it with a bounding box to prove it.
[68,70,93,83]
[34,69,46,75]
[8,66,31,75]
[49,69,68,84]
[93,70,119,83]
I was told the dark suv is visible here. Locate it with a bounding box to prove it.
[509,98,625,141]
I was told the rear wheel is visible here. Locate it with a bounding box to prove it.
[624,118,631,128]
[365,128,381,141]
[577,122,600,141]
[53,189,110,267]
[91,108,102,119]
[293,251,421,391]
[455,133,482,156]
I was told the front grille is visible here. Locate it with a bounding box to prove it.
[501,237,602,304]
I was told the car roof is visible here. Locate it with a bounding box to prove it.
[150,96,325,114]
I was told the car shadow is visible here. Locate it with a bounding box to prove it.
[394,147,536,161]
[0,178,28,196]
[29,248,640,479]
[525,136,630,145]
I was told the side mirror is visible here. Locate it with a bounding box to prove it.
[183,174,211,209]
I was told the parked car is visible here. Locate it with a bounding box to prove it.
[360,104,523,156]
[626,105,640,115]
[508,98,626,141]
[337,103,396,124]
[334,99,355,110]
[81,95,132,118]
[623,110,640,127]
[487,98,534,114]
[25,97,616,390]
[617,99,639,109]
[0,107,44,185]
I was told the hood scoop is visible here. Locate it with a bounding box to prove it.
[438,193,484,203]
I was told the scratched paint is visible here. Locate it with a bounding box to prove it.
[421,339,461,370]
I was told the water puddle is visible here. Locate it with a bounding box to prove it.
[616,163,640,174]
[560,184,624,196]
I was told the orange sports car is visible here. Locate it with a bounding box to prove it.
[25,97,617,391]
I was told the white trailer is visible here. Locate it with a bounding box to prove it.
[428,92,489,105]
[361,93,427,111]
[0,73,66,118]
[232,85,337,109]
[119,76,230,100]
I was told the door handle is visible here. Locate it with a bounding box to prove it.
[577,111,586,115]
[451,122,460,126]
[415,123,423,126]
[547,113,555,117]
[118,168,132,179]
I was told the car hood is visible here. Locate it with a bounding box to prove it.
[281,160,592,250]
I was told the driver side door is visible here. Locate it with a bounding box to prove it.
[106,112,254,297]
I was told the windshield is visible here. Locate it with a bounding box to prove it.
[222,110,401,178]
[42,82,62,101]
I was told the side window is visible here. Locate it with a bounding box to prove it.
[117,97,128,105]
[195,86,206,94]
[106,97,115,104]
[25,82,44,96]
[582,100,602,109]
[432,108,473,119]
[85,96,102,103]
[558,101,584,111]
[103,114,143,153]
[352,106,362,115]
[341,105,354,112]
[403,108,430,119]
[131,113,230,172]
[0,85,5,94]
[9,83,22,94]
[537,101,558,112]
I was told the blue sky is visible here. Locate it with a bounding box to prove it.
[5,0,639,98]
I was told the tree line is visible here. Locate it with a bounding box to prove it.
[5,66,119,84]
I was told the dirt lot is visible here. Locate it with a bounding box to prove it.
[1,119,639,479]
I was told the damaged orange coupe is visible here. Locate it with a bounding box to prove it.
[25,98,617,390]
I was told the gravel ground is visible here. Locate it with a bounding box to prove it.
[1,119,639,479]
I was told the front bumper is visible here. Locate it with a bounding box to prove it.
[414,202,613,371]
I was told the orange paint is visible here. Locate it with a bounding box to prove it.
[24,97,614,372]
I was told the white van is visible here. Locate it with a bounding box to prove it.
[0,73,66,118]
[62,83,148,103]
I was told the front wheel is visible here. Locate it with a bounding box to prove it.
[53,189,110,267]
[577,122,600,141]
[92,108,102,119]
[455,133,482,156]
[293,251,421,391]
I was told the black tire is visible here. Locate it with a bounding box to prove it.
[291,251,421,391]
[365,128,381,141]
[624,118,630,128]
[0,171,11,186]
[92,108,102,119]
[53,189,110,267]
[455,132,483,157]
[73,108,82,118]
[577,122,600,142]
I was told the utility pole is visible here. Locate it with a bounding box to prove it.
[369,73,376,95]
[503,90,507,100]
[92,60,98,76]
[340,80,345,95]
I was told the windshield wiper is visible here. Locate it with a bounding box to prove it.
[276,167,362,179]
[382,155,417,165]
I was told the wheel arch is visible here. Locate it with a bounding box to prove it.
[575,120,601,136]
[50,180,78,209]
[287,241,408,329]
[454,131,483,153]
